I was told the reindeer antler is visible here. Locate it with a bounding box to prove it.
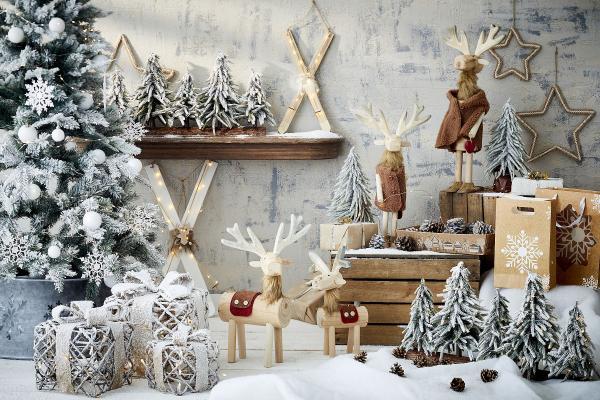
[307,247,349,291]
[474,24,503,56]
[445,26,470,55]
[221,223,266,259]
[353,104,392,138]
[331,246,350,273]
[396,104,431,136]
[273,214,311,255]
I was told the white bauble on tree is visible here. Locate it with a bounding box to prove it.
[65,141,77,151]
[28,183,41,200]
[17,125,38,143]
[51,127,65,142]
[91,54,109,70]
[7,26,25,43]
[78,92,94,110]
[90,149,106,164]
[47,245,61,259]
[48,17,65,34]
[83,211,102,230]
[126,157,142,175]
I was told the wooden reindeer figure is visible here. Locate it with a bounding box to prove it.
[436,25,504,194]
[219,214,311,367]
[309,247,368,357]
[355,104,430,238]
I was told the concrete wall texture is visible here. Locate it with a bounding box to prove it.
[93,0,600,291]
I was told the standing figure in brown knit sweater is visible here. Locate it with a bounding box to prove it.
[355,104,430,237]
[436,25,504,193]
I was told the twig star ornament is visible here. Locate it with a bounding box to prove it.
[107,34,175,80]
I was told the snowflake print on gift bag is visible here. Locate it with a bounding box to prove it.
[494,196,557,289]
[556,204,597,270]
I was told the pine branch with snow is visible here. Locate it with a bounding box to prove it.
[401,278,435,353]
[169,72,199,127]
[106,70,130,114]
[133,53,172,127]
[477,289,511,360]
[327,147,374,223]
[240,71,274,127]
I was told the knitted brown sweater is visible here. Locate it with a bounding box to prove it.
[435,89,490,152]
[375,164,406,217]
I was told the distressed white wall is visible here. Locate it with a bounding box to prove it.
[93,0,600,292]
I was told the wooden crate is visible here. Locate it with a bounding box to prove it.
[439,190,504,227]
[333,250,480,345]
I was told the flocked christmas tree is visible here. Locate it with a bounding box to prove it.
[503,273,560,379]
[549,302,596,380]
[327,147,374,223]
[430,262,485,360]
[196,52,241,132]
[485,100,529,190]
[240,71,274,127]
[133,53,171,127]
[169,72,198,128]
[0,0,162,293]
[477,289,511,360]
[105,69,129,114]
[400,279,434,354]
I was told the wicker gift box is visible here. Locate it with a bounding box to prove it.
[33,301,133,397]
[396,227,494,256]
[145,325,219,395]
[104,270,209,376]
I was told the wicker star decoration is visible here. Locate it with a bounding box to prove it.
[516,85,595,162]
[489,27,541,81]
[107,34,175,80]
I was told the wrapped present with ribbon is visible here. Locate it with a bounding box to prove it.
[104,269,209,376]
[33,301,133,397]
[145,325,219,395]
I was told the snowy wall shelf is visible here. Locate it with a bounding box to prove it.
[138,129,344,160]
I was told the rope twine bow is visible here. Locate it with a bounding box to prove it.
[111,269,195,301]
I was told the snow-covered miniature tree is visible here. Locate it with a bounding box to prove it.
[240,71,275,127]
[485,100,529,179]
[106,70,130,114]
[327,147,374,223]
[400,279,434,353]
[169,72,198,128]
[0,0,162,293]
[477,289,511,360]
[430,262,485,360]
[133,53,171,127]
[196,52,241,132]
[549,302,596,380]
[503,273,560,379]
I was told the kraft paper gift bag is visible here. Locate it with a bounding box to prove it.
[494,196,556,289]
[536,188,600,287]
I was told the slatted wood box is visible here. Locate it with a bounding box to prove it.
[333,249,480,345]
[439,190,505,227]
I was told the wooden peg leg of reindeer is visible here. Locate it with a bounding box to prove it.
[237,321,246,359]
[228,320,237,363]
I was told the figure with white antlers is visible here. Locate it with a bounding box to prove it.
[436,25,504,194]
[355,103,430,237]
[218,214,311,367]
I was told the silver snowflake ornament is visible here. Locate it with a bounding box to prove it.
[122,119,147,142]
[501,230,544,273]
[25,78,55,115]
[122,204,159,236]
[0,234,31,266]
[80,247,117,286]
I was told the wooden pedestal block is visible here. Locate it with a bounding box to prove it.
[332,250,480,345]
[439,190,503,227]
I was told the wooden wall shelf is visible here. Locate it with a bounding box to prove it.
[137,129,344,160]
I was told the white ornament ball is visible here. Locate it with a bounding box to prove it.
[28,183,41,200]
[126,157,143,175]
[51,127,65,142]
[48,17,65,34]
[7,26,25,43]
[91,54,109,70]
[65,141,77,151]
[17,125,38,143]
[48,245,61,259]
[90,149,106,164]
[83,211,102,230]
[78,93,94,110]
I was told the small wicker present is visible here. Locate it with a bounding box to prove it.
[145,325,219,395]
[33,301,133,397]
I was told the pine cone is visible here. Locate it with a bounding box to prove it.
[354,351,367,363]
[480,369,498,383]
[444,217,466,234]
[471,220,494,235]
[419,219,445,233]
[440,359,452,365]
[395,236,417,251]
[450,377,465,392]
[368,234,385,249]
[389,362,405,377]
[392,346,407,359]
[413,354,431,368]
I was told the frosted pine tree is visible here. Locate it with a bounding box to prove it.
[549,302,596,380]
[0,0,162,293]
[133,53,171,127]
[327,147,374,223]
[485,100,529,179]
[106,70,129,114]
[197,52,241,132]
[240,71,274,127]
[477,289,511,360]
[169,72,198,128]
[503,273,560,379]
[400,279,434,354]
[430,262,485,360]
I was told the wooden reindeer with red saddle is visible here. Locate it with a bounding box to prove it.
[219,214,310,368]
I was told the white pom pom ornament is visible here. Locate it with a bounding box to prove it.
[17,125,38,143]
[7,26,25,43]
[90,149,106,164]
[48,245,61,259]
[28,183,41,200]
[48,17,65,34]
[83,211,102,230]
[127,158,142,175]
[51,127,65,142]
[78,93,94,110]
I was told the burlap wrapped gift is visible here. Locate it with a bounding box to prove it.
[320,222,378,250]
[286,282,324,325]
